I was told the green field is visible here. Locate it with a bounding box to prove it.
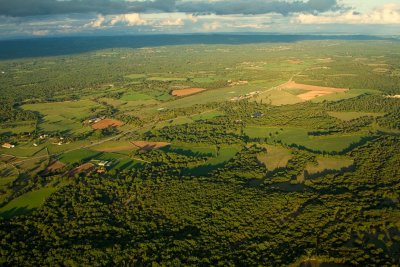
[186,146,241,175]
[328,111,385,121]
[245,126,365,153]
[125,74,146,79]
[191,111,225,121]
[22,100,103,135]
[163,142,217,157]
[256,144,292,171]
[311,89,381,103]
[254,89,304,106]
[306,156,354,175]
[0,186,58,219]
[120,91,153,101]
[0,121,36,134]
[147,76,187,82]
[160,80,284,109]
[59,149,101,164]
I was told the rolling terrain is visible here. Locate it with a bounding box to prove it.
[0,37,399,266]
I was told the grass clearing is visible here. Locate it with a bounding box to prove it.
[254,89,304,106]
[59,149,101,164]
[163,80,284,109]
[120,91,153,101]
[284,88,310,95]
[155,117,194,129]
[245,126,365,153]
[22,100,103,135]
[162,142,216,157]
[328,111,385,121]
[147,77,187,82]
[0,186,58,219]
[186,145,241,175]
[0,121,36,135]
[125,74,146,79]
[306,156,354,175]
[256,144,292,171]
[191,111,224,121]
[311,89,381,103]
[91,141,138,152]
[131,141,171,151]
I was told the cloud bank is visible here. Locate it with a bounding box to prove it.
[0,0,341,17]
[296,4,400,24]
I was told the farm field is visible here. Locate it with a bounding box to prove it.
[305,156,354,175]
[256,144,292,171]
[91,118,124,130]
[171,88,206,97]
[328,111,385,121]
[0,186,58,219]
[186,146,241,175]
[244,126,365,153]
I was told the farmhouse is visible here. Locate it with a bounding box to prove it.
[97,161,112,167]
[2,143,15,149]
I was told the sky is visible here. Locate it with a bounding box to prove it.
[0,0,399,39]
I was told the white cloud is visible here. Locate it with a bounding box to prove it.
[186,14,198,22]
[202,21,222,31]
[296,4,400,24]
[158,17,184,26]
[110,13,147,26]
[85,14,106,28]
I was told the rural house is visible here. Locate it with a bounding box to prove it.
[2,143,15,149]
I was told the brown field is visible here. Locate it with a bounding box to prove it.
[131,141,170,151]
[66,163,94,177]
[281,81,348,101]
[92,119,124,130]
[45,161,66,173]
[171,88,206,97]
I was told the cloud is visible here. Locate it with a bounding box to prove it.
[177,0,341,15]
[0,0,342,17]
[110,13,147,26]
[296,3,400,24]
[158,18,184,26]
[0,0,176,17]
[202,22,222,31]
[85,14,106,28]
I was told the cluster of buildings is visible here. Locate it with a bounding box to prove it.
[230,91,261,102]
[86,116,105,124]
[228,80,249,86]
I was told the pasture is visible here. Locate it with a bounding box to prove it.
[22,100,103,135]
[0,186,58,219]
[91,141,138,153]
[120,91,153,101]
[256,144,292,171]
[305,156,354,175]
[186,145,241,175]
[245,126,365,153]
[191,111,225,121]
[328,111,385,121]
